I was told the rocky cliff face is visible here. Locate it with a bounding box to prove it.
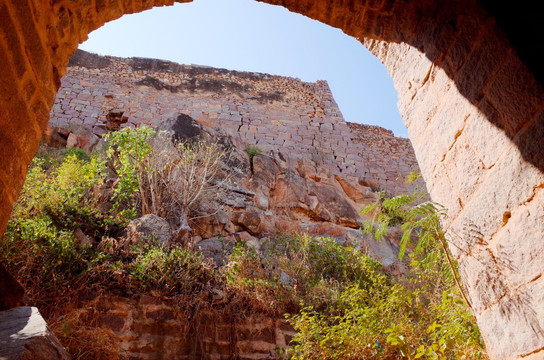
[46,107,409,277]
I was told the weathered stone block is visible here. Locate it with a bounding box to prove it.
[459,109,511,169]
[453,21,510,103]
[491,189,544,289]
[442,137,485,202]
[0,307,70,360]
[442,14,485,74]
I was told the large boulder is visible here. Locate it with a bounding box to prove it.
[0,307,70,360]
[127,214,172,244]
[43,125,99,152]
[43,125,69,148]
[158,113,248,175]
[195,237,233,266]
[347,229,408,276]
[234,211,263,235]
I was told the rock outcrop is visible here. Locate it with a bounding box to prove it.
[0,307,70,360]
[126,214,172,245]
[43,52,418,277]
[41,44,427,280]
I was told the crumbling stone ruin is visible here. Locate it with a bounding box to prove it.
[50,49,422,195]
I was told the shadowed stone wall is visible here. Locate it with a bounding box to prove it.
[1,0,544,358]
[76,295,295,360]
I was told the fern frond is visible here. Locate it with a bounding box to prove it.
[359,176,472,309]
[360,202,379,217]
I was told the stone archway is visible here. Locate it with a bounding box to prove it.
[1,1,543,358]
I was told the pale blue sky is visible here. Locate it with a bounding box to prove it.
[79,0,407,136]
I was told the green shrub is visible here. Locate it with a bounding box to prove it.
[12,152,106,230]
[288,263,485,360]
[245,144,262,159]
[223,241,286,310]
[287,182,486,360]
[222,235,386,315]
[361,179,470,308]
[105,126,155,219]
[245,145,262,173]
[130,241,213,292]
[1,151,111,303]
[106,126,229,230]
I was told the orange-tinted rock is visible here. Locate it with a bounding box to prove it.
[43,125,68,148]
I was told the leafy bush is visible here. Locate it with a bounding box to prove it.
[361,180,470,308]
[105,126,155,219]
[129,240,213,292]
[223,235,384,315]
[287,180,486,360]
[106,127,229,231]
[288,263,484,359]
[1,151,110,310]
[13,153,105,223]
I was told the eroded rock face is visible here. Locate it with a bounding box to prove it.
[0,307,70,360]
[251,154,365,228]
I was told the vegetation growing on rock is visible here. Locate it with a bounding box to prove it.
[106,127,229,233]
[0,129,486,359]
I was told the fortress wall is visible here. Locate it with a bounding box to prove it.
[50,50,423,194]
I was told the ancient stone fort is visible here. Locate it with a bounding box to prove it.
[2,1,544,359]
[49,49,422,195]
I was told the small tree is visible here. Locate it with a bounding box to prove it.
[106,127,229,234]
[361,173,471,309]
[105,126,154,219]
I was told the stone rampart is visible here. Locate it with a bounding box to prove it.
[49,50,424,195]
[77,295,294,360]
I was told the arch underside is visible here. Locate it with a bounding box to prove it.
[1,0,544,358]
